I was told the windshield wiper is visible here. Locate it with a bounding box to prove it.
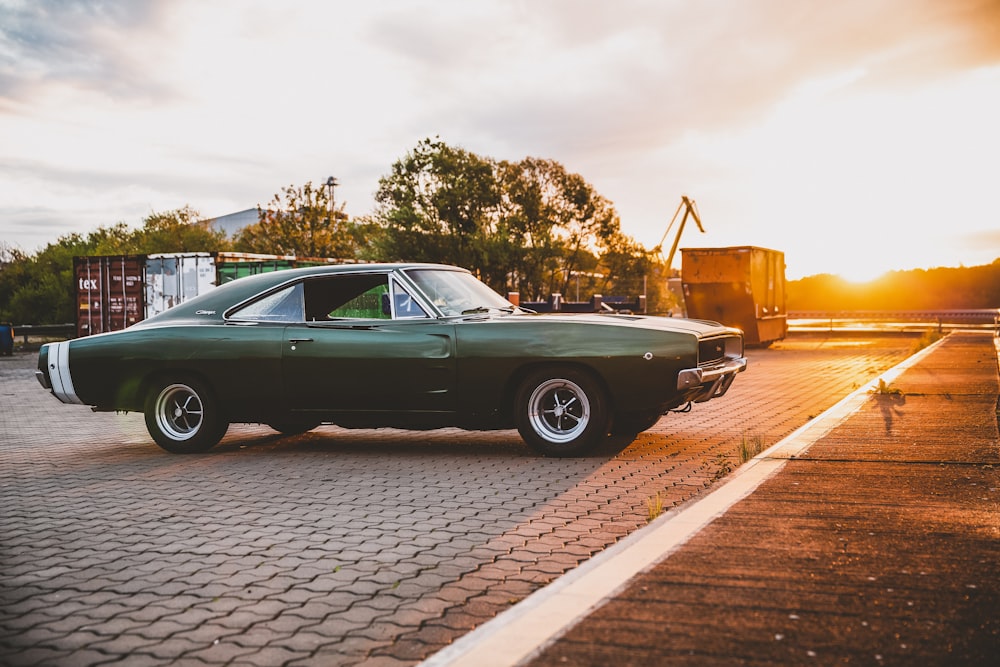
[460,306,516,315]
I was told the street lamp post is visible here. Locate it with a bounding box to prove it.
[325,176,339,217]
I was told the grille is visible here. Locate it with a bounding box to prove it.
[699,335,741,367]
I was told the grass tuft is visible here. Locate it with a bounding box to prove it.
[871,378,903,396]
[646,492,664,522]
[738,432,767,463]
[709,453,734,482]
[911,330,944,354]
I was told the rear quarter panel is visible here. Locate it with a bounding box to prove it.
[67,323,285,417]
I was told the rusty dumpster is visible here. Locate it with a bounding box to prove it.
[681,246,787,346]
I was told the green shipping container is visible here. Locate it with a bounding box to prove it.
[216,259,298,284]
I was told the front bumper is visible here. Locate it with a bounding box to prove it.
[36,341,83,405]
[677,357,748,403]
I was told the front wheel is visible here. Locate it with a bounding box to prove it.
[515,367,609,457]
[144,378,228,454]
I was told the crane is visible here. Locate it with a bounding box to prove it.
[653,195,705,273]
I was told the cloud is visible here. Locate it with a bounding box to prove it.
[1,0,998,277]
[0,0,175,106]
[961,228,1000,254]
[357,0,1000,169]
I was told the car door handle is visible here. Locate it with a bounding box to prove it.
[288,338,314,344]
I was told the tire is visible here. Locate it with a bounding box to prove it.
[515,367,609,457]
[268,421,321,435]
[144,378,228,454]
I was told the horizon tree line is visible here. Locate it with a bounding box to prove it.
[3,137,998,325]
[0,138,671,325]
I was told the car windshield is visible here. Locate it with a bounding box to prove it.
[405,268,514,317]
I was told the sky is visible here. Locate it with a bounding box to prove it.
[1,0,999,281]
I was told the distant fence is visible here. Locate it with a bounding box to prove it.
[788,310,1000,332]
[11,324,76,345]
[513,293,647,314]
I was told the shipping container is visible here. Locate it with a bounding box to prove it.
[215,252,299,285]
[213,252,343,284]
[74,252,348,337]
[75,255,146,337]
[681,246,787,346]
[145,253,218,319]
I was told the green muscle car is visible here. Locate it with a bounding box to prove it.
[37,263,746,456]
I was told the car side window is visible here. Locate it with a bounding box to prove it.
[230,283,304,322]
[303,274,392,320]
[327,283,391,319]
[230,274,432,323]
[391,279,429,319]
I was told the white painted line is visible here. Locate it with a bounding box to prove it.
[759,333,944,461]
[419,335,951,667]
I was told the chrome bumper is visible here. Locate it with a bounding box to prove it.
[677,357,748,403]
[35,369,51,390]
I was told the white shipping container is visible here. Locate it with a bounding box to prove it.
[144,253,218,319]
[74,251,321,336]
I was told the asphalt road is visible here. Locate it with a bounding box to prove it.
[0,333,918,666]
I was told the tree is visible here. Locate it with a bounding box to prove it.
[598,232,657,302]
[497,157,579,300]
[234,182,356,259]
[0,233,93,324]
[368,138,499,268]
[134,206,228,254]
[0,207,225,325]
[504,158,622,298]
[369,138,652,304]
[785,259,1000,311]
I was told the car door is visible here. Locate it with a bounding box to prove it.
[280,273,457,416]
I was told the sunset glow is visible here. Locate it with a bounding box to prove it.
[1,0,998,281]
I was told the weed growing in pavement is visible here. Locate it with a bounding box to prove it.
[870,377,907,433]
[912,330,944,354]
[871,378,903,396]
[646,492,664,522]
[738,432,767,463]
[709,453,734,482]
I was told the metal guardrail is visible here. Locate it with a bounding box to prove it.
[788,310,1000,333]
[11,323,76,344]
[789,309,999,322]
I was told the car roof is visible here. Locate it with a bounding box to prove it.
[140,262,467,325]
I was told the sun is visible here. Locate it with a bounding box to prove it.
[834,266,886,284]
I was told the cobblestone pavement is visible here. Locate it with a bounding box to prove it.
[0,333,918,666]
[524,331,999,666]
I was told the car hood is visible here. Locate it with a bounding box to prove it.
[501,312,739,336]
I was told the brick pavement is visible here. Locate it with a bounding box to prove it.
[0,333,916,666]
[515,331,999,666]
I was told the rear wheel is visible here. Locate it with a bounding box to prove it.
[144,378,228,454]
[515,367,609,457]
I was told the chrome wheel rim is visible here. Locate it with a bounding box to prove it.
[154,384,204,441]
[527,378,590,443]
